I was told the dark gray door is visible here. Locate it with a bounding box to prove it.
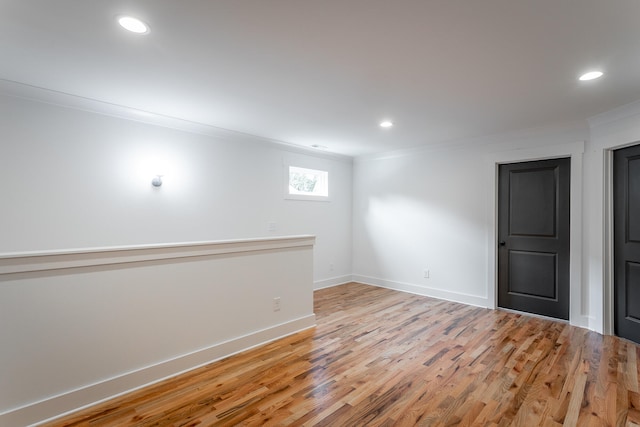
[614,143,640,343]
[498,158,571,320]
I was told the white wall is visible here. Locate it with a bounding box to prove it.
[0,88,353,287]
[353,144,490,306]
[352,122,591,318]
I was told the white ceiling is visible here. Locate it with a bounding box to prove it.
[2,0,640,157]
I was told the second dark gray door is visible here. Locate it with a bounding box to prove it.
[614,143,640,343]
[498,158,571,320]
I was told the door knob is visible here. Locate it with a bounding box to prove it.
[499,241,506,246]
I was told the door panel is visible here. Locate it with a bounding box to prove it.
[498,158,570,320]
[628,156,640,242]
[614,144,640,343]
[626,262,640,321]
[508,251,557,299]
[509,168,557,237]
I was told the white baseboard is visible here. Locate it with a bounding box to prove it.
[2,315,316,427]
[352,275,489,308]
[314,275,353,290]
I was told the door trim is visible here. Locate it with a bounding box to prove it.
[604,148,614,335]
[485,141,586,327]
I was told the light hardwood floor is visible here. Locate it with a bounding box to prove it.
[46,282,640,426]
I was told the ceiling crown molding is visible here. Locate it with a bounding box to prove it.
[0,78,352,163]
[587,99,640,130]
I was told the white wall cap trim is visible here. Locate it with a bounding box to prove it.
[0,235,316,275]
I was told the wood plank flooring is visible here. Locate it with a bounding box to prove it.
[46,282,640,426]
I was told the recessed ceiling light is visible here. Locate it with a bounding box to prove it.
[118,16,149,34]
[380,121,394,128]
[579,71,603,81]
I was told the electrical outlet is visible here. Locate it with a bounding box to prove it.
[330,263,334,271]
[273,297,281,312]
[268,222,277,232]
[423,269,430,279]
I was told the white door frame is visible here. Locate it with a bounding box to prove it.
[603,148,614,335]
[485,141,586,328]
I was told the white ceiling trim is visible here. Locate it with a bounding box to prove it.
[0,79,353,163]
[587,99,640,130]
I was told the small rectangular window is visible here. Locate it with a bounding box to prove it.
[286,166,329,200]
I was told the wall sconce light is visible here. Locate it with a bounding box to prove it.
[151,175,163,187]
